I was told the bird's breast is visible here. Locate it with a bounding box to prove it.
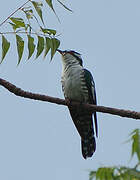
[61,67,89,102]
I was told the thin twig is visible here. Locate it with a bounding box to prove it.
[0,0,31,27]
[0,78,140,120]
[0,31,44,36]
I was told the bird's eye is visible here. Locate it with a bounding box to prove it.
[63,51,68,55]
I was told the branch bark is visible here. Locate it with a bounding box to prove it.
[0,78,140,120]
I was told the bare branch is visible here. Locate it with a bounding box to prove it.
[0,78,140,120]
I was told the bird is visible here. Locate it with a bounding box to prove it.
[57,49,98,159]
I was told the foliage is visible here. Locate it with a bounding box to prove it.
[0,0,72,64]
[89,129,140,180]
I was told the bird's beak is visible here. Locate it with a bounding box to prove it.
[56,49,64,55]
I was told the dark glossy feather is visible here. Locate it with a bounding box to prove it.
[68,106,96,159]
[83,69,98,137]
[67,69,98,159]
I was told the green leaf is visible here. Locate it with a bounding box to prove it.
[50,38,60,60]
[24,9,33,20]
[32,1,44,24]
[96,168,105,180]
[1,35,10,63]
[44,37,51,58]
[10,17,25,28]
[45,0,54,9]
[57,0,73,12]
[89,171,96,180]
[9,22,20,31]
[118,166,140,179]
[41,28,56,35]
[95,167,115,180]
[25,24,32,32]
[130,129,140,162]
[89,165,140,180]
[27,35,35,59]
[16,35,24,65]
[36,36,44,59]
[45,0,60,22]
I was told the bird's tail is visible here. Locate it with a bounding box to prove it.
[69,107,96,159]
[81,131,96,159]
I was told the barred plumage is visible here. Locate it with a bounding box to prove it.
[57,49,98,159]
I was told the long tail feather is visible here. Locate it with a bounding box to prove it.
[69,107,96,159]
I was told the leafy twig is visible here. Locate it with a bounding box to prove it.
[0,0,31,27]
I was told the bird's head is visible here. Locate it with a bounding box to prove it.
[57,49,83,66]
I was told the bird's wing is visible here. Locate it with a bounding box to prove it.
[83,69,98,137]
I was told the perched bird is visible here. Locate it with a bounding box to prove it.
[57,49,98,159]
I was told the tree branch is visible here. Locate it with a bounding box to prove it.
[0,78,140,120]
